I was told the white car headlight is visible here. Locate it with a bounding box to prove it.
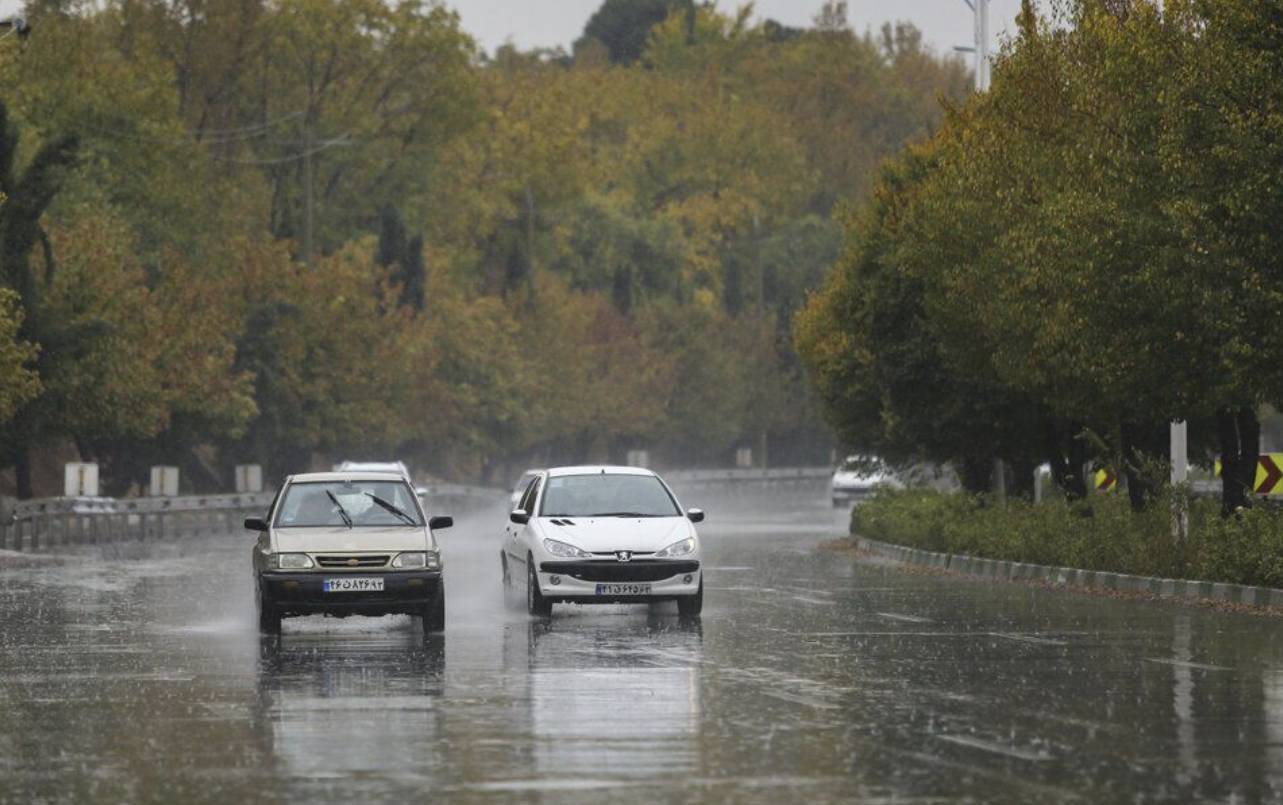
[392,552,424,569]
[654,537,696,558]
[275,553,314,570]
[543,538,592,559]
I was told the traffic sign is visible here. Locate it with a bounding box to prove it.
[1212,454,1283,495]
[1094,468,1117,492]
[1256,454,1283,495]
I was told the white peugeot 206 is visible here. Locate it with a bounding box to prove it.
[500,466,705,617]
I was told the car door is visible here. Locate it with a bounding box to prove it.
[505,476,540,571]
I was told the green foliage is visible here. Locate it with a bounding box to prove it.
[851,488,1283,587]
[799,0,1283,508]
[0,1,971,492]
[578,0,693,65]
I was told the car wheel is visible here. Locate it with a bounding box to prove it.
[256,581,282,634]
[422,580,445,633]
[527,558,552,617]
[677,577,703,618]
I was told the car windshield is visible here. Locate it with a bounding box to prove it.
[274,481,423,528]
[539,474,680,518]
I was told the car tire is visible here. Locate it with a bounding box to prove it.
[677,577,703,618]
[527,558,552,617]
[422,580,446,633]
[256,582,282,635]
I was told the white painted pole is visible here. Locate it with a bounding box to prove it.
[973,0,991,92]
[1170,420,1189,543]
[1170,421,1188,485]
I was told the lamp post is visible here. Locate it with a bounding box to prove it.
[954,0,991,92]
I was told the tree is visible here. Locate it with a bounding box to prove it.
[577,0,693,65]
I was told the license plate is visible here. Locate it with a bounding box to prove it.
[595,583,652,596]
[323,577,384,593]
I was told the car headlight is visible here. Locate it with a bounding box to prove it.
[275,553,314,570]
[654,537,696,558]
[543,538,592,558]
[392,551,440,570]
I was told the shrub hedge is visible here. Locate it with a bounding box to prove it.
[850,489,1283,589]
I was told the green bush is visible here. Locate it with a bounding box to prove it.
[850,488,1283,587]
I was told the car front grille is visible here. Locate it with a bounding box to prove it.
[315,555,391,569]
[539,560,699,583]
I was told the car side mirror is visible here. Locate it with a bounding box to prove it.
[429,515,454,531]
[687,508,705,523]
[244,516,269,533]
[509,509,530,525]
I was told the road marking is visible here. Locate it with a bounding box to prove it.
[758,690,840,710]
[876,612,933,624]
[792,595,837,606]
[935,734,1052,762]
[1145,657,1232,672]
[989,632,1067,646]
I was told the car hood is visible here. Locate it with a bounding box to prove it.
[273,526,430,553]
[536,517,693,554]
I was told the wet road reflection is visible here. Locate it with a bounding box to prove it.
[2,498,1283,802]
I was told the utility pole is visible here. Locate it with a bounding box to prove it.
[955,0,991,92]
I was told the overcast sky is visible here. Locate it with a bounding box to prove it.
[0,1,1027,61]
[451,1,1026,59]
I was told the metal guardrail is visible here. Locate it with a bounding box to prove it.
[1,484,508,553]
[0,471,827,553]
[664,467,832,484]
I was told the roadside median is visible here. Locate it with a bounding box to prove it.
[845,488,1283,608]
[852,535,1283,608]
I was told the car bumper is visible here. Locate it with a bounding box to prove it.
[537,560,701,602]
[259,570,442,617]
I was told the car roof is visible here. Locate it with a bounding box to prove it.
[545,465,655,478]
[287,471,408,484]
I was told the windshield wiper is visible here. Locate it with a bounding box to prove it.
[326,490,353,529]
[365,493,416,526]
[590,511,657,518]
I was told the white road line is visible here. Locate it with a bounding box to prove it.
[935,734,1052,762]
[876,612,933,624]
[989,632,1068,646]
[1145,657,1232,672]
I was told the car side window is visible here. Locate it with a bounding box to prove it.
[518,478,540,514]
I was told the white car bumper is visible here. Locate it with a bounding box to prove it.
[536,560,702,602]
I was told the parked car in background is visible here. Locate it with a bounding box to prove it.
[501,466,705,617]
[831,455,902,507]
[334,460,430,502]
[247,470,454,635]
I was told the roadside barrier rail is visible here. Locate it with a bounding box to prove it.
[2,484,507,553]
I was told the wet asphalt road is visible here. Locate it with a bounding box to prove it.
[2,495,1283,803]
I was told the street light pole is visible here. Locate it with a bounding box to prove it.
[955,0,991,92]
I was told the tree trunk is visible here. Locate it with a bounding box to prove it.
[14,444,32,500]
[1008,457,1037,501]
[1121,421,1166,512]
[958,456,992,496]
[1217,406,1260,516]
[1046,420,1088,500]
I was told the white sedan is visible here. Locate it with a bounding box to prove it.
[500,466,704,617]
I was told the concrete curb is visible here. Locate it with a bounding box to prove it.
[854,536,1283,608]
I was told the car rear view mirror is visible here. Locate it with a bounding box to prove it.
[244,516,269,532]
[509,509,530,525]
[429,515,454,531]
[687,508,705,523]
